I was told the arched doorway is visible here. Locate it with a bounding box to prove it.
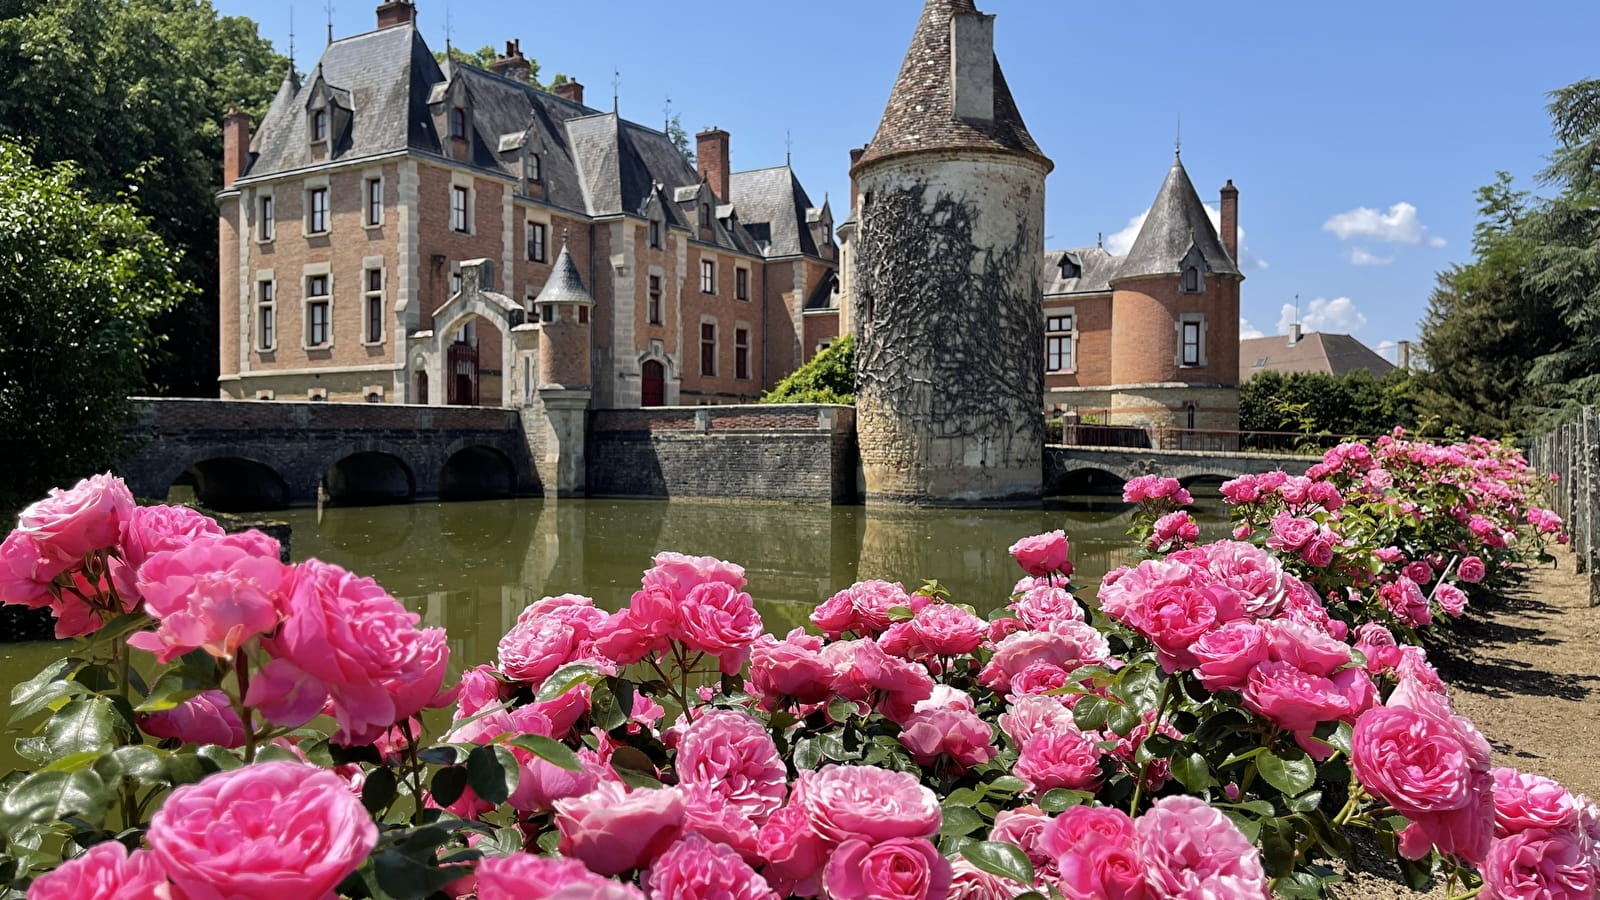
[443,314,505,407]
[415,370,429,405]
[641,360,665,407]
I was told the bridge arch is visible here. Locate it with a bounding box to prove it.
[324,452,416,506]
[1046,466,1130,498]
[170,456,290,512]
[439,445,516,500]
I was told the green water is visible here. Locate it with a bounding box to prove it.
[0,496,1230,741]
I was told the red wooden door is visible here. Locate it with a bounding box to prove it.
[641,360,665,407]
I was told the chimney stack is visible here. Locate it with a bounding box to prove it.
[697,127,731,202]
[1289,322,1302,346]
[223,109,251,188]
[376,0,417,29]
[1219,179,1239,263]
[1397,340,1412,371]
[490,40,530,82]
[950,12,996,123]
[848,146,866,213]
[552,80,585,106]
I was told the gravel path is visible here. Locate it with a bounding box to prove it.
[1335,546,1600,898]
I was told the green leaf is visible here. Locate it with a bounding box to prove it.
[1171,752,1216,792]
[961,841,1035,886]
[8,678,87,726]
[826,698,858,724]
[507,734,581,773]
[418,745,466,766]
[46,698,116,757]
[1037,788,1093,813]
[984,775,1027,797]
[9,658,75,709]
[466,745,517,806]
[535,664,603,703]
[429,766,469,807]
[1106,702,1140,737]
[939,805,987,838]
[373,848,467,900]
[793,737,821,771]
[1273,871,1327,899]
[0,769,112,831]
[1257,751,1316,796]
[362,767,399,814]
[133,671,206,713]
[1072,696,1109,731]
[609,747,661,789]
[40,751,102,773]
[93,745,167,783]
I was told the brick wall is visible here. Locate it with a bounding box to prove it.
[587,404,857,503]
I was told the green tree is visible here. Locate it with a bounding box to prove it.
[0,141,189,508]
[761,335,855,404]
[0,0,286,396]
[1240,368,1419,442]
[668,114,695,166]
[435,45,566,91]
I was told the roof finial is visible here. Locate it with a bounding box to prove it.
[1097,231,1104,249]
[612,67,621,114]
[288,7,296,73]
[786,129,793,166]
[444,3,454,56]
[1175,113,1182,158]
[663,95,672,133]
[323,0,333,45]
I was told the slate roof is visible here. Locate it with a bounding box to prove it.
[534,244,594,307]
[728,166,824,258]
[1043,246,1120,296]
[1239,333,1395,382]
[854,0,1050,172]
[1113,154,1240,283]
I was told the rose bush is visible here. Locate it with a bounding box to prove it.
[0,442,1585,899]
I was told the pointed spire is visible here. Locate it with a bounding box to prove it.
[534,240,595,309]
[1113,154,1241,282]
[854,0,1050,173]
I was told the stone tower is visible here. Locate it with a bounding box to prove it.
[532,241,593,497]
[851,0,1053,505]
[1107,154,1242,432]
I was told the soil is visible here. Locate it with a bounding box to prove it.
[1334,545,1600,899]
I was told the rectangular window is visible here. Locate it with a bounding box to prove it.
[527,222,547,262]
[736,267,749,301]
[526,153,541,183]
[649,219,662,249]
[700,322,716,376]
[449,107,467,139]
[307,188,328,234]
[260,195,274,241]
[364,269,383,343]
[700,259,715,294]
[578,305,589,325]
[1181,320,1202,366]
[735,328,750,380]
[365,178,382,226]
[1046,313,1075,372]
[311,109,328,142]
[307,274,330,347]
[648,274,663,325]
[451,187,469,233]
[257,281,274,350]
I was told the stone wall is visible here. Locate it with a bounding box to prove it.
[587,405,857,504]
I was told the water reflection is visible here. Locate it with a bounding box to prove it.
[280,495,1229,670]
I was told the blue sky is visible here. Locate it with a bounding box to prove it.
[218,0,1600,359]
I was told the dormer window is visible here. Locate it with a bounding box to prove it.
[702,203,711,229]
[1181,266,1202,293]
[1059,259,1081,280]
[311,109,328,143]
[449,107,467,140]
[649,219,662,249]
[524,152,541,184]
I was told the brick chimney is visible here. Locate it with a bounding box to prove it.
[223,109,251,188]
[951,12,996,123]
[490,40,530,82]
[376,0,417,29]
[1220,179,1239,263]
[848,146,866,212]
[552,80,585,106]
[697,127,730,201]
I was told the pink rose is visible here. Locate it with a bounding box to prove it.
[1301,536,1335,568]
[750,631,834,706]
[1122,583,1225,672]
[824,837,951,900]
[648,834,777,900]
[898,707,996,770]
[1136,796,1269,898]
[811,580,910,638]
[1402,561,1435,585]
[1243,661,1365,735]
[112,505,226,600]
[642,551,746,597]
[1436,583,1468,617]
[989,807,1058,884]
[1039,804,1136,859]
[129,531,289,663]
[827,639,933,723]
[138,690,246,748]
[907,603,986,657]
[246,559,452,745]
[1491,768,1582,837]
[1009,530,1070,577]
[0,531,56,609]
[1009,584,1084,630]
[756,805,829,898]
[593,585,677,664]
[1266,512,1318,551]
[17,473,134,566]
[1153,511,1199,545]
[1040,806,1146,899]
[1481,828,1597,900]
[1376,546,1405,564]
[148,762,377,900]
[1190,621,1271,692]
[791,765,941,846]
[474,853,645,899]
[554,782,686,876]
[1380,576,1432,627]
[510,746,605,814]
[1015,726,1103,793]
[979,622,1109,694]
[674,581,764,674]
[1459,556,1487,584]
[947,859,1021,900]
[27,840,171,900]
[999,695,1076,747]
[676,709,787,824]
[497,613,584,685]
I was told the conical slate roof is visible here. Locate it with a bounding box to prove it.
[1113,154,1240,282]
[853,0,1049,172]
[534,243,594,306]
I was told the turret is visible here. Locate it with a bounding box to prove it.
[850,0,1053,505]
[535,240,593,389]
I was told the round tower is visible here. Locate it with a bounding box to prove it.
[851,0,1053,505]
[1106,154,1242,433]
[535,241,593,390]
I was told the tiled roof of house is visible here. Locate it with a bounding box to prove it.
[1043,246,1120,296]
[728,165,823,258]
[1113,155,1240,283]
[1239,332,1396,381]
[534,243,593,307]
[854,0,1049,172]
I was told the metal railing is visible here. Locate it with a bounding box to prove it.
[1527,407,1599,605]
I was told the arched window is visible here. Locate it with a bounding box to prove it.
[449,107,467,140]
[310,109,328,142]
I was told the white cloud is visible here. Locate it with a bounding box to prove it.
[1376,339,1398,362]
[1105,204,1268,270]
[1323,202,1446,247]
[1276,297,1368,335]
[1347,247,1396,266]
[1240,318,1265,340]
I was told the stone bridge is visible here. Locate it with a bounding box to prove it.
[117,399,538,510]
[1045,445,1311,494]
